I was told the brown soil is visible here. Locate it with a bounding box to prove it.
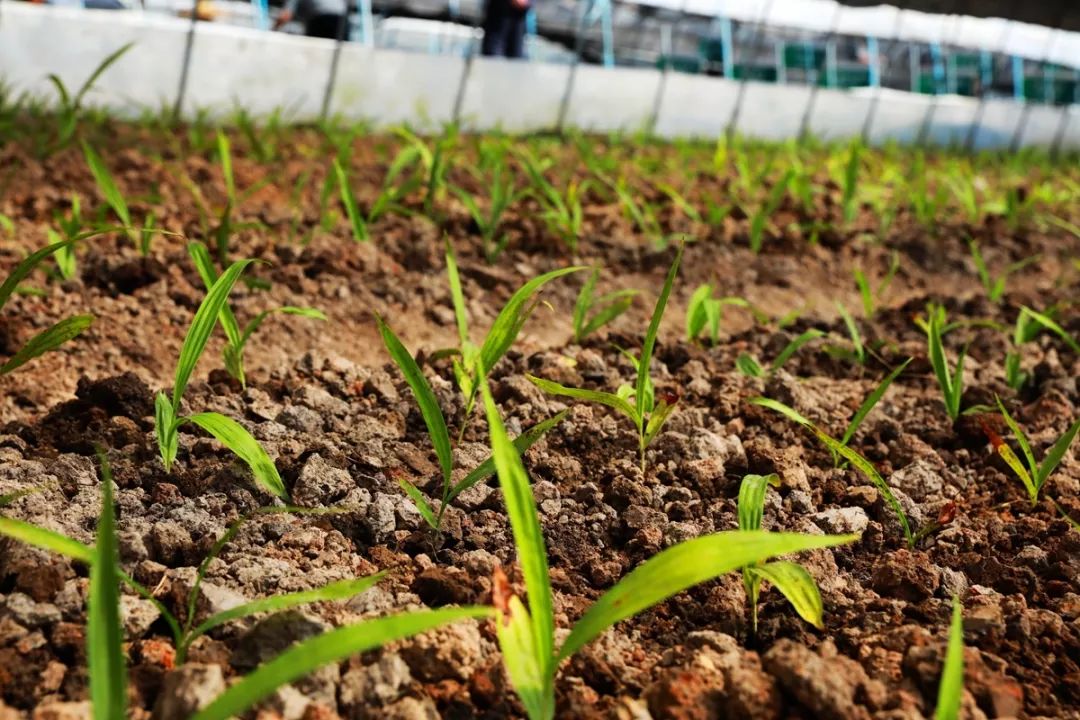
[1,123,1079,720]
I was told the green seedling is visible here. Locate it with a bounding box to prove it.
[47,42,133,149]
[442,241,584,436]
[572,268,637,343]
[154,259,285,499]
[1004,305,1078,390]
[50,195,85,281]
[331,152,420,243]
[738,473,828,633]
[945,171,980,224]
[736,329,824,378]
[376,312,567,531]
[0,236,95,374]
[89,450,125,720]
[518,149,587,253]
[656,182,703,225]
[188,242,324,386]
[840,140,862,224]
[394,125,456,217]
[747,169,794,253]
[923,304,966,422]
[686,284,756,347]
[832,302,867,365]
[968,240,1039,303]
[611,177,664,246]
[934,597,965,720]
[1054,501,1080,532]
[451,162,519,263]
[481,370,857,720]
[832,359,912,466]
[853,251,900,319]
[83,142,132,241]
[991,396,1080,508]
[529,246,683,471]
[752,397,914,547]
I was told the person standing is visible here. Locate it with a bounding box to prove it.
[274,0,349,39]
[481,0,530,59]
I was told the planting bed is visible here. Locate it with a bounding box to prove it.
[0,121,1079,719]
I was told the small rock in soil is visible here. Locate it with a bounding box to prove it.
[870,550,941,603]
[812,507,870,535]
[764,640,875,720]
[153,664,226,720]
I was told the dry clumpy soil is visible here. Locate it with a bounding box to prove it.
[1,126,1079,720]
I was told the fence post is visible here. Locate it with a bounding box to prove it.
[797,3,843,142]
[555,0,594,134]
[725,0,778,140]
[319,8,352,122]
[964,21,1014,152]
[172,0,201,121]
[860,6,904,144]
[1010,25,1063,152]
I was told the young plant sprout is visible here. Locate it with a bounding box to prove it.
[832,302,867,365]
[396,125,456,217]
[49,195,84,281]
[686,285,757,347]
[573,268,637,343]
[451,160,519,263]
[923,304,966,422]
[751,396,914,547]
[529,246,683,471]
[518,149,588,253]
[968,240,1039,303]
[1005,305,1079,390]
[853,250,900,319]
[442,241,584,436]
[331,152,419,243]
[154,258,286,500]
[83,142,132,240]
[747,169,794,254]
[88,448,125,720]
[737,473,829,633]
[375,311,567,531]
[188,241,325,387]
[934,597,965,720]
[988,396,1080,508]
[481,370,857,720]
[840,139,862,225]
[736,328,824,378]
[47,42,132,150]
[0,236,94,375]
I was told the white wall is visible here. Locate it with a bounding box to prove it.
[0,2,1074,151]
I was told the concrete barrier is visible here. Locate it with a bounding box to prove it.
[0,2,1074,151]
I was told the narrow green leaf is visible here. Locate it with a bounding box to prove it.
[934,597,965,720]
[1036,418,1080,491]
[72,42,134,110]
[636,246,683,421]
[737,473,780,532]
[480,266,586,377]
[995,396,1037,479]
[376,314,453,487]
[0,237,79,311]
[752,397,913,546]
[217,131,236,206]
[237,306,326,352]
[188,241,243,351]
[82,142,131,229]
[581,292,636,340]
[574,268,599,341]
[840,359,911,447]
[558,530,857,662]
[448,410,568,505]
[398,477,439,530]
[1,314,93,375]
[526,375,637,425]
[494,594,549,720]
[155,393,178,471]
[191,607,492,720]
[643,396,679,447]
[686,283,713,341]
[750,561,825,629]
[88,451,127,720]
[445,240,470,348]
[172,259,254,409]
[479,373,555,679]
[836,303,864,363]
[0,517,94,564]
[771,329,824,372]
[190,574,384,640]
[853,269,873,317]
[1020,306,1080,353]
[736,353,766,378]
[333,157,368,243]
[187,412,286,500]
